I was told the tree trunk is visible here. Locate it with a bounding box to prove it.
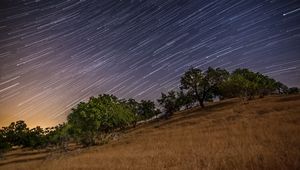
[198,99,204,108]
[195,87,205,108]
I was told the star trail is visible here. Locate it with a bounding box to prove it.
[0,0,300,127]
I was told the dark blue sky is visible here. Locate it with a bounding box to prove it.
[0,0,300,127]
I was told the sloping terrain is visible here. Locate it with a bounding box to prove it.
[1,95,300,170]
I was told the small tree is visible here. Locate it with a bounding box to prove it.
[157,91,181,118]
[176,90,195,110]
[136,100,160,120]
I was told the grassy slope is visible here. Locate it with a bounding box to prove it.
[1,95,300,170]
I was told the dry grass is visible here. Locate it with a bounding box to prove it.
[1,95,300,170]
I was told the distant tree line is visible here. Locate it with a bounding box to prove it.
[1,94,160,155]
[1,67,299,156]
[157,67,299,118]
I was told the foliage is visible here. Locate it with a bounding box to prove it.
[176,90,195,109]
[44,123,71,150]
[288,87,299,94]
[157,91,181,118]
[0,121,48,151]
[0,67,297,154]
[275,81,288,94]
[180,67,229,107]
[0,130,12,157]
[1,120,29,147]
[67,94,136,146]
[124,98,160,121]
[23,126,46,148]
[220,68,288,100]
[137,100,161,120]
[220,73,257,100]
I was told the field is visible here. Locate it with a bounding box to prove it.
[1,95,300,170]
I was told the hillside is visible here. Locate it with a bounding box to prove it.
[1,95,300,170]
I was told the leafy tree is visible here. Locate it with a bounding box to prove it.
[136,100,160,120]
[67,94,136,146]
[256,74,277,97]
[176,90,195,110]
[24,126,46,148]
[123,98,161,121]
[44,123,70,150]
[54,124,70,149]
[221,73,256,100]
[180,67,229,107]
[125,98,139,113]
[275,81,288,94]
[220,68,289,100]
[231,69,259,99]
[157,91,181,118]
[1,120,29,147]
[0,130,11,158]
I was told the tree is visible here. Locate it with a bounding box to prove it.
[67,94,136,146]
[137,100,161,120]
[176,90,195,110]
[275,81,288,94]
[157,91,181,118]
[231,69,260,99]
[1,120,29,147]
[288,87,299,94]
[24,126,46,148]
[219,68,289,100]
[0,130,11,158]
[180,67,229,108]
[220,74,256,100]
[256,74,277,97]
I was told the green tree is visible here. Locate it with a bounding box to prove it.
[1,120,29,147]
[231,69,259,99]
[180,67,229,108]
[220,69,288,100]
[0,130,11,158]
[275,81,288,94]
[136,100,160,120]
[176,90,195,109]
[44,123,70,150]
[67,94,136,146]
[256,74,278,97]
[157,90,181,118]
[220,73,256,100]
[24,126,46,148]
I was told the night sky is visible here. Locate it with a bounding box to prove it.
[0,0,300,127]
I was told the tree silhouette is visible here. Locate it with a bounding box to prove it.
[180,67,229,107]
[157,90,181,118]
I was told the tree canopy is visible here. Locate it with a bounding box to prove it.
[180,67,229,107]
